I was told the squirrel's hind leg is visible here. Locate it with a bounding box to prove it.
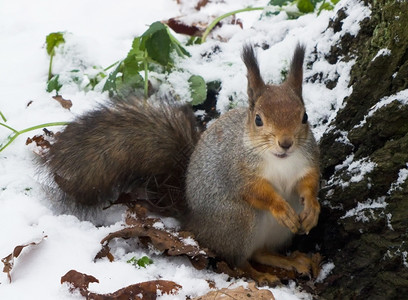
[252,249,320,278]
[240,261,280,287]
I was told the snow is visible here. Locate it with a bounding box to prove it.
[327,155,377,189]
[316,262,335,283]
[403,252,408,268]
[388,163,408,193]
[341,197,387,222]
[355,88,408,128]
[372,48,391,61]
[0,0,374,299]
[384,247,408,269]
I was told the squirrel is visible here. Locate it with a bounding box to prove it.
[44,44,320,285]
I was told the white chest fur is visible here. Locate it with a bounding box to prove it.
[261,150,311,206]
[251,150,312,252]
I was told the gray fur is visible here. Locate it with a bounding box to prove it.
[44,44,319,267]
[185,109,261,265]
[44,98,200,212]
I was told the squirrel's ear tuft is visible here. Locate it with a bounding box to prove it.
[242,44,265,109]
[286,43,305,99]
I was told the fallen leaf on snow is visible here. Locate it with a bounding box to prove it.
[176,0,208,10]
[193,282,275,300]
[1,235,48,282]
[195,0,209,10]
[95,205,213,270]
[165,18,206,36]
[61,269,99,295]
[165,13,242,39]
[61,269,182,299]
[26,129,58,156]
[52,95,72,109]
[26,134,51,149]
[95,204,323,288]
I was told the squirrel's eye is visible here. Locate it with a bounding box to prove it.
[302,112,308,124]
[255,114,263,127]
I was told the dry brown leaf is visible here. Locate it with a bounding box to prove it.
[1,236,48,282]
[26,134,51,149]
[61,269,181,300]
[165,14,243,42]
[26,129,59,156]
[61,269,99,296]
[52,95,72,109]
[175,0,208,10]
[195,0,209,10]
[94,244,115,262]
[95,206,323,288]
[96,206,213,269]
[193,282,275,300]
[90,280,182,300]
[165,18,206,36]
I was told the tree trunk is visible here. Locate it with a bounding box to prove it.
[296,0,408,298]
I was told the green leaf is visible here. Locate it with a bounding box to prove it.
[331,0,340,4]
[46,75,62,94]
[137,256,153,268]
[297,0,315,13]
[87,71,106,90]
[319,2,334,12]
[187,36,202,46]
[140,22,171,66]
[121,51,144,94]
[120,71,144,94]
[188,75,207,105]
[167,27,190,57]
[140,22,189,66]
[141,21,167,41]
[103,38,145,97]
[104,22,191,97]
[145,29,171,66]
[102,62,122,96]
[123,51,144,75]
[129,37,145,61]
[268,0,290,7]
[46,32,65,56]
[127,256,153,268]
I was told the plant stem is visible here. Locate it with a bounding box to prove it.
[0,111,7,122]
[143,50,149,100]
[18,122,69,135]
[317,0,326,16]
[201,7,264,43]
[0,121,69,152]
[48,54,54,81]
[0,122,18,133]
[104,60,120,72]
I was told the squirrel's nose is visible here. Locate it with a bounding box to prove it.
[278,139,293,150]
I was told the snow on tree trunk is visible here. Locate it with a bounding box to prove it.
[295,0,408,298]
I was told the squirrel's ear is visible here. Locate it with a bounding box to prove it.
[286,43,305,99]
[242,44,265,109]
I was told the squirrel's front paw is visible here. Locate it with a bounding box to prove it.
[299,197,320,234]
[271,200,301,233]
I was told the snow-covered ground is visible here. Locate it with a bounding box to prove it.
[0,0,370,299]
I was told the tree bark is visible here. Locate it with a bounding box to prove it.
[295,1,408,298]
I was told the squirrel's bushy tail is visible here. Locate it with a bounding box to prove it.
[44,98,200,214]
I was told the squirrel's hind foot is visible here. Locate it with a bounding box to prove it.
[240,261,281,287]
[252,249,322,279]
